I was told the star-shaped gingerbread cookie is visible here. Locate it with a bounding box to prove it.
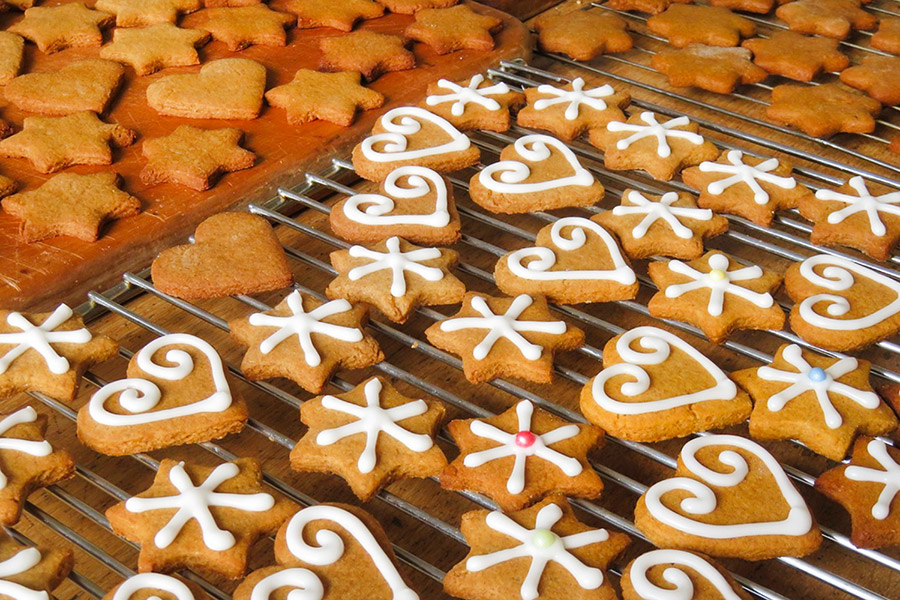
[603,0,692,14]
[106,458,298,578]
[766,82,882,138]
[872,17,900,54]
[5,59,124,116]
[775,0,876,39]
[840,55,900,105]
[442,400,604,511]
[95,0,201,27]
[424,74,524,132]
[291,376,447,501]
[229,290,383,393]
[742,31,850,82]
[182,5,295,51]
[325,236,466,323]
[287,0,383,31]
[100,23,210,76]
[141,126,256,191]
[265,70,384,126]
[647,4,756,47]
[424,293,584,384]
[8,3,114,53]
[405,5,502,55]
[319,31,415,82]
[0,31,23,84]
[0,111,136,174]
[651,45,767,94]
[0,531,73,598]
[380,0,458,13]
[516,77,630,141]
[533,9,633,61]
[2,172,140,243]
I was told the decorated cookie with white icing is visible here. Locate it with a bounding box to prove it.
[444,496,630,600]
[424,74,524,132]
[468,134,606,213]
[621,549,751,600]
[517,77,631,141]
[103,573,208,600]
[648,250,785,344]
[351,106,480,182]
[634,434,822,560]
[581,326,752,442]
[0,531,73,600]
[494,216,638,304]
[77,333,249,455]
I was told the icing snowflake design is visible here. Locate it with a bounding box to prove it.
[532,77,615,121]
[844,439,900,520]
[464,400,582,494]
[347,236,444,298]
[438,295,567,361]
[0,407,52,490]
[0,304,91,375]
[612,190,713,239]
[316,378,434,474]
[466,502,609,600]
[607,112,704,158]
[698,150,796,205]
[248,291,363,367]
[0,547,47,600]
[664,253,774,317]
[757,344,880,429]
[125,462,275,551]
[425,74,511,116]
[816,176,900,237]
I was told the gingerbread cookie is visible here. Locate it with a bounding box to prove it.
[319,31,415,82]
[147,58,267,119]
[603,0,692,14]
[775,0,876,39]
[287,0,384,31]
[872,17,900,54]
[493,217,638,304]
[621,549,752,600]
[266,70,385,127]
[103,574,208,600]
[5,59,124,116]
[229,290,383,394]
[516,78,630,141]
[651,45,767,94]
[0,31,23,84]
[533,9,633,61]
[709,0,774,13]
[767,82,882,138]
[647,5,756,48]
[325,236,466,323]
[742,31,850,82]
[424,293,584,384]
[405,5,502,55]
[424,75,524,132]
[0,531,73,598]
[182,4,295,51]
[634,434,822,559]
[100,23,210,76]
[95,0,200,26]
[839,56,900,105]
[8,3,114,53]
[380,0,458,14]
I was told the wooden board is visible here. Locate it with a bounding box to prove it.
[476,0,565,19]
[0,0,531,311]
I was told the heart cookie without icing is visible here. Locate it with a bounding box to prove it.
[5,59,124,116]
[151,212,293,299]
[146,58,267,119]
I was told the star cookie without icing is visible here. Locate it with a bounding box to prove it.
[380,0,458,14]
[647,5,756,48]
[0,407,75,525]
[424,75,524,132]
[445,496,630,600]
[319,31,415,82]
[265,70,385,126]
[516,77,631,141]
[682,149,813,227]
[229,290,383,394]
[840,56,900,105]
[816,437,900,549]
[0,111,137,174]
[95,0,201,27]
[182,5,295,51]
[424,293,585,384]
[326,236,466,323]
[8,3,114,53]
[0,31,23,84]
[5,59,124,116]
[775,0,876,40]
[106,458,298,578]
[767,82,882,138]
[2,172,141,243]
[651,45,767,94]
[872,17,900,54]
[0,531,73,598]
[405,5,502,55]
[603,0,692,14]
[742,31,850,82]
[100,23,210,76]
[286,0,383,31]
[141,126,256,191]
[442,400,604,511]
[533,9,633,61]
[291,376,447,501]
[647,251,785,344]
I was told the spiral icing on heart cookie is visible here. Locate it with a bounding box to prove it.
[479,134,594,193]
[624,549,747,600]
[110,573,197,600]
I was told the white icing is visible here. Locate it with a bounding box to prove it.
[359,106,471,163]
[628,549,744,600]
[438,295,567,361]
[0,547,47,600]
[347,237,444,298]
[463,400,582,494]
[757,344,880,429]
[612,190,713,240]
[698,150,796,205]
[466,502,609,600]
[844,438,900,520]
[663,253,775,317]
[505,217,636,284]
[112,573,195,600]
[315,378,434,474]
[606,112,704,159]
[817,176,900,237]
[424,75,509,116]
[284,504,419,600]
[247,291,363,367]
[249,568,324,600]
[125,461,275,551]
[478,134,596,194]
[342,166,451,229]
[643,434,813,539]
[531,77,616,121]
[589,326,737,416]
[795,254,900,331]
[87,333,233,427]
[0,304,91,375]
[0,407,53,490]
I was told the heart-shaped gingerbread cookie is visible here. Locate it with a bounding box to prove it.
[146,58,267,119]
[5,59,124,116]
[151,212,293,299]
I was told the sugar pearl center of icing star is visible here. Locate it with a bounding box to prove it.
[515,431,537,448]
[530,529,559,549]
[707,268,727,281]
[807,367,827,383]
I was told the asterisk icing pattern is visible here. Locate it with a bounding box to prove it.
[664,253,774,317]
[0,547,47,600]
[532,77,615,120]
[698,150,797,205]
[0,304,91,375]
[816,176,900,236]
[612,190,713,239]
[425,74,510,116]
[0,407,52,490]
[347,236,444,298]
[844,439,900,520]
[607,111,703,158]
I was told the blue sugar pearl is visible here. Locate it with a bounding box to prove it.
[808,367,827,383]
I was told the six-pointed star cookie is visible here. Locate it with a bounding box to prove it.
[286,0,383,31]
[100,23,210,76]
[516,77,630,141]
[229,290,383,393]
[533,9,633,61]
[603,0,692,14]
[182,5,295,51]
[106,458,298,578]
[291,376,447,501]
[380,0,458,13]
[265,70,384,126]
[0,111,136,174]
[424,74,525,132]
[775,0,877,40]
[651,45,768,94]
[2,172,141,243]
[319,31,415,82]
[442,400,604,511]
[4,59,125,116]
[424,293,584,384]
[647,4,756,47]
[141,126,256,191]
[840,55,900,105]
[95,0,201,27]
[8,3,114,53]
[0,530,73,598]
[767,82,882,138]
[742,31,850,82]
[405,5,502,55]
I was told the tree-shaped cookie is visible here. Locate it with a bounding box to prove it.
[0,531,73,599]
[424,75,524,132]
[517,78,631,141]
[265,70,385,127]
[621,549,752,600]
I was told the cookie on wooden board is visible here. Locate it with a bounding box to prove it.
[5,59,124,116]
[181,4,295,51]
[146,58,267,119]
[286,0,384,31]
[405,5,503,55]
[319,31,415,82]
[266,69,384,127]
[95,0,201,27]
[8,3,114,53]
[100,23,210,76]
